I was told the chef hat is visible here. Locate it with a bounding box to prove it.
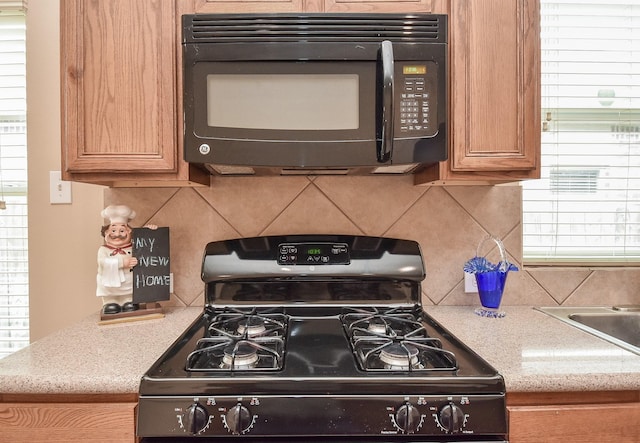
[101,205,136,225]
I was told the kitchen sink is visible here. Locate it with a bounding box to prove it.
[536,306,640,355]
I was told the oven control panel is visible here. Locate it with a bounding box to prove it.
[278,242,350,266]
[137,394,507,438]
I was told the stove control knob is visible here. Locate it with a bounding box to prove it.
[439,403,465,433]
[182,403,209,435]
[395,402,421,433]
[225,403,252,435]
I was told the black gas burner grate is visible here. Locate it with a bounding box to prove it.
[353,337,458,371]
[206,307,289,339]
[185,335,285,371]
[185,307,288,372]
[341,307,458,372]
[342,307,427,339]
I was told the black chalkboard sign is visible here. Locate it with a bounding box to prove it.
[132,227,170,303]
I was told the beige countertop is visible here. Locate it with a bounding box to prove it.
[0,307,203,395]
[425,305,640,392]
[0,306,639,396]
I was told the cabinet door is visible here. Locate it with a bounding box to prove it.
[508,403,640,443]
[416,0,541,184]
[451,0,539,172]
[61,0,177,175]
[0,402,136,443]
[61,0,209,186]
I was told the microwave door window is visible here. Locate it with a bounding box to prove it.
[206,74,359,131]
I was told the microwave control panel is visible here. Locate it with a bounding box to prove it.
[396,62,438,137]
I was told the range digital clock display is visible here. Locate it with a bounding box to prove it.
[278,242,350,265]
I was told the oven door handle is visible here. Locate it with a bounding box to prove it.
[377,39,394,163]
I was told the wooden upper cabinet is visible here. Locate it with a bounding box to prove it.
[60,0,209,186]
[416,0,541,184]
[60,0,539,186]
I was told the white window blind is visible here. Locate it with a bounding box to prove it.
[0,8,28,359]
[522,0,640,263]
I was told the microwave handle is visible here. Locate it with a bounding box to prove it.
[378,40,394,163]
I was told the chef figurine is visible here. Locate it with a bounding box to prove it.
[97,205,155,315]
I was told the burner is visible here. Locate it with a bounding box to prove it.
[379,343,419,369]
[186,335,286,372]
[222,342,260,369]
[207,308,289,339]
[367,318,388,335]
[237,317,267,337]
[341,307,428,340]
[341,307,459,372]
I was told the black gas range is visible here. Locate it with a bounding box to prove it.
[137,235,507,442]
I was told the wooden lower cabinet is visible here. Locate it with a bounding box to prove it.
[0,402,137,443]
[507,392,640,443]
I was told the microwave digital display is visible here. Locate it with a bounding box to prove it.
[207,74,360,131]
[403,65,427,75]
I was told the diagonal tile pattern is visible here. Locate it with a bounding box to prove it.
[263,184,362,236]
[314,175,427,236]
[196,176,311,237]
[105,176,640,308]
[385,187,489,304]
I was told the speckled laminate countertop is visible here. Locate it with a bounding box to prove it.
[425,305,640,392]
[0,307,203,395]
[0,306,638,396]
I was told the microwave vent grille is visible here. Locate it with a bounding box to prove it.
[185,14,445,44]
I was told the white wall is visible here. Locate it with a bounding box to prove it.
[26,0,104,341]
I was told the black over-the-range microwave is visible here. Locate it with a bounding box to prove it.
[182,13,448,176]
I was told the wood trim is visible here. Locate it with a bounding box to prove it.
[323,0,436,13]
[507,390,640,407]
[0,393,138,403]
[192,0,304,13]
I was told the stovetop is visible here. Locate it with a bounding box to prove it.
[138,235,507,440]
[140,302,504,397]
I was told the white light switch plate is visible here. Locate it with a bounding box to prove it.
[464,271,478,293]
[49,171,72,204]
